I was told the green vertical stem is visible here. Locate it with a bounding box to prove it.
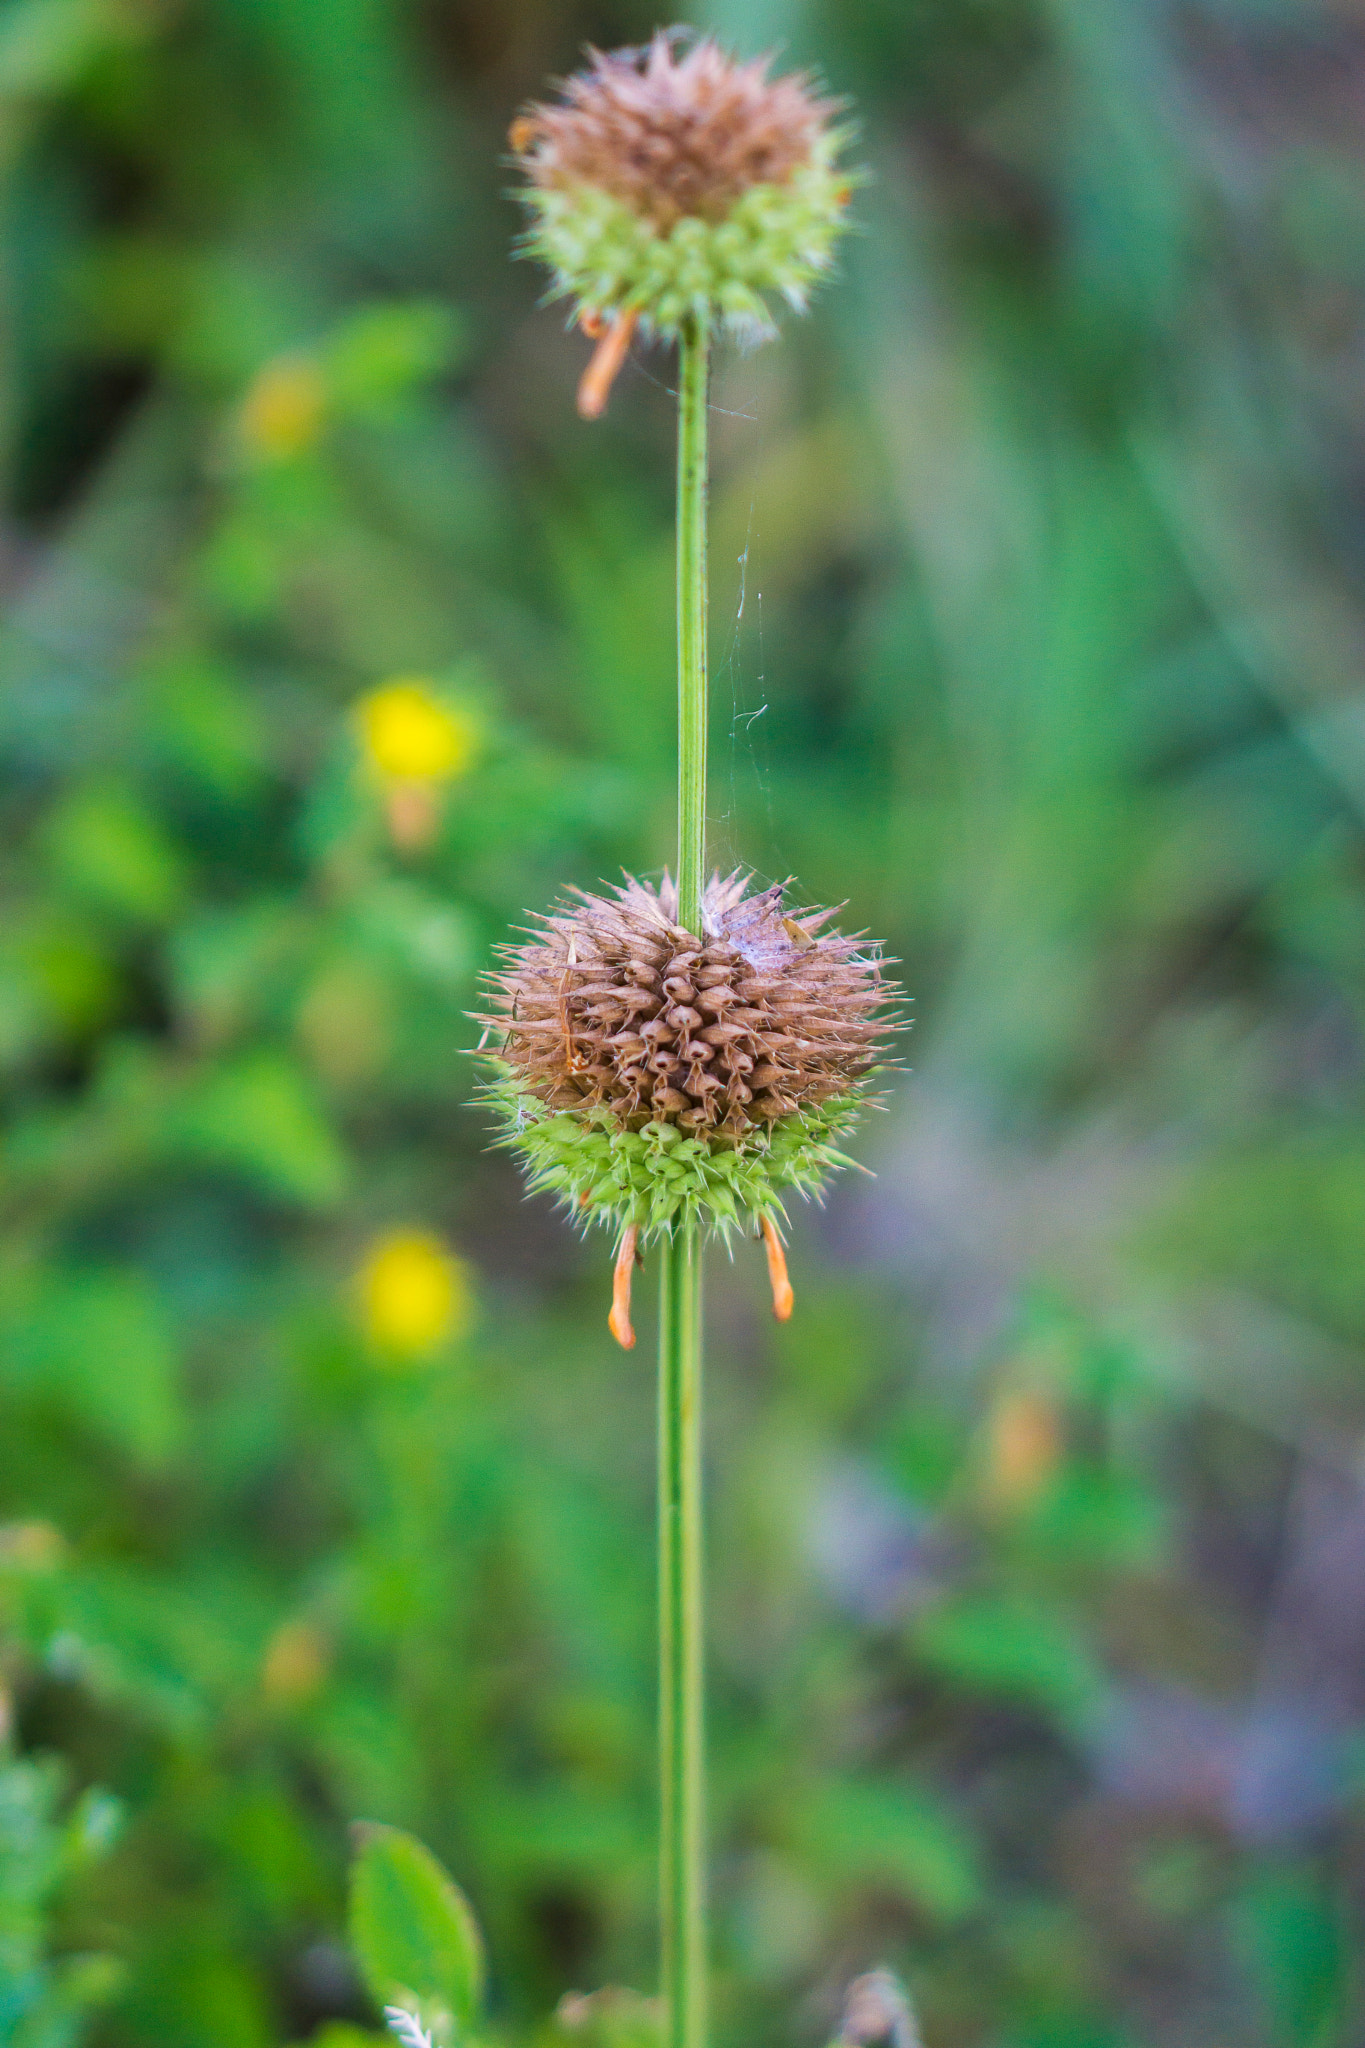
[660,315,709,2048]
[675,318,709,936]
[658,1223,704,2048]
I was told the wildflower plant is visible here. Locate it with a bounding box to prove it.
[355,677,484,850]
[486,31,893,2048]
[356,1228,473,1359]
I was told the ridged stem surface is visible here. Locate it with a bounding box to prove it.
[660,315,708,2048]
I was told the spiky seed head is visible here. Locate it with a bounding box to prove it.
[510,33,858,344]
[485,871,889,1134]
[479,873,897,1243]
[515,36,829,231]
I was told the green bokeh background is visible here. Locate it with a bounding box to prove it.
[3,2,1365,2045]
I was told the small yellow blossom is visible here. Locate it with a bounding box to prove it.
[355,678,480,785]
[983,1388,1063,1510]
[262,1618,329,1704]
[357,1228,472,1358]
[238,354,325,458]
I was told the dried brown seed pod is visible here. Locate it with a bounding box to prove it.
[482,871,893,1139]
[513,34,836,234]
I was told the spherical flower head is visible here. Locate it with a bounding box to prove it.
[510,33,858,345]
[356,1228,473,1359]
[480,872,896,1245]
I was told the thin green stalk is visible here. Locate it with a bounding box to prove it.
[660,316,709,2048]
[658,1223,704,2048]
[675,319,709,936]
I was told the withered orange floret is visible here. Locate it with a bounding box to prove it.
[483,872,893,1139]
[512,33,836,234]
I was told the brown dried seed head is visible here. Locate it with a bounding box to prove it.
[511,33,838,232]
[482,872,894,1138]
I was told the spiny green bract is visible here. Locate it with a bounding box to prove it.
[483,1065,871,1243]
[518,145,856,344]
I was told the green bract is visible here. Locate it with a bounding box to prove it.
[483,1064,873,1243]
[517,143,856,343]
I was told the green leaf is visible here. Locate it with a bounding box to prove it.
[22,928,119,1042]
[170,902,302,1048]
[913,1593,1108,1727]
[0,0,118,99]
[41,786,187,924]
[804,1777,982,1925]
[3,1270,182,1468]
[326,301,462,417]
[173,1051,348,1205]
[1234,1869,1348,2048]
[348,1825,484,2042]
[144,652,268,796]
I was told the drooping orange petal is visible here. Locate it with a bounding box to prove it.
[577,310,638,420]
[761,1214,793,1322]
[609,1224,639,1349]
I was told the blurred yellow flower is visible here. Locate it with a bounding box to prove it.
[262,1618,329,1704]
[238,354,325,457]
[355,678,480,785]
[357,1228,472,1357]
[983,1387,1063,1510]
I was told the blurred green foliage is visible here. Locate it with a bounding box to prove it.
[348,1824,484,2045]
[2,2,1365,2046]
